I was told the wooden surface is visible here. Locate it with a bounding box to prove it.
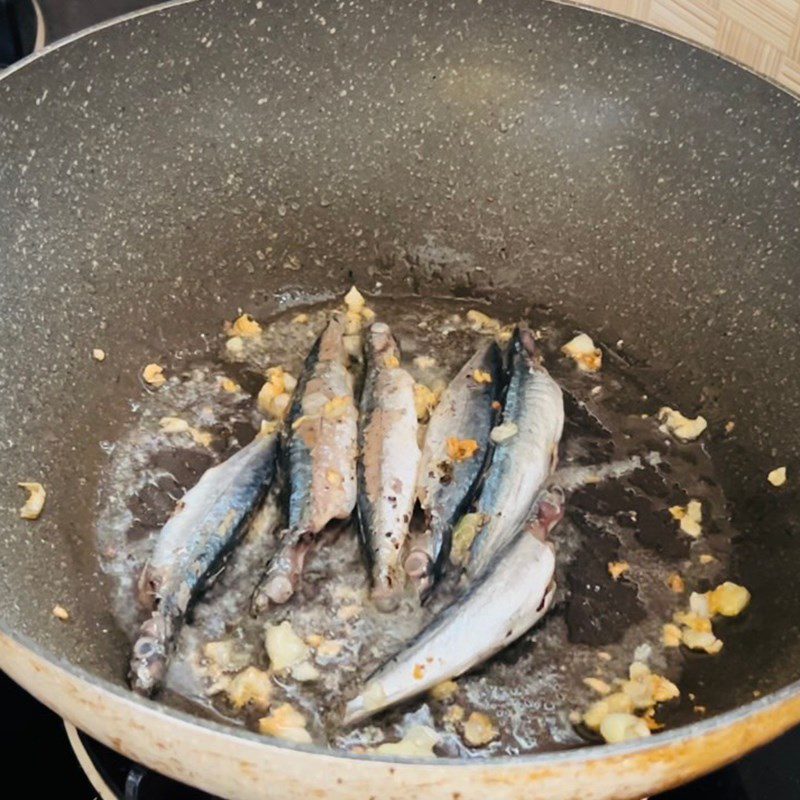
[563,0,800,97]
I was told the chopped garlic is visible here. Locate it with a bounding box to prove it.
[323,395,352,420]
[413,355,437,370]
[444,705,465,724]
[142,363,166,387]
[203,640,252,674]
[463,712,499,746]
[600,713,651,744]
[429,680,459,701]
[583,677,612,695]
[52,605,70,621]
[344,285,366,312]
[699,554,715,565]
[313,638,343,659]
[225,667,272,710]
[291,313,310,324]
[92,348,106,362]
[466,309,501,334]
[291,661,320,682]
[265,621,310,672]
[669,500,702,538]
[344,309,363,336]
[673,610,712,633]
[621,663,679,709]
[229,314,262,338]
[689,591,711,619]
[608,561,629,581]
[447,437,479,461]
[562,333,602,373]
[450,513,485,565]
[667,573,685,593]
[226,336,245,357]
[658,407,707,441]
[725,420,736,434]
[490,422,518,444]
[270,392,291,419]
[374,725,439,757]
[219,377,240,393]
[337,604,361,621]
[258,703,312,744]
[768,467,787,487]
[708,582,751,617]
[681,629,723,654]
[662,623,682,648]
[472,369,493,384]
[18,482,46,520]
[362,307,376,323]
[414,383,439,422]
[583,692,634,730]
[160,416,190,434]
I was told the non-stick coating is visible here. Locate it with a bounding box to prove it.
[1,0,799,729]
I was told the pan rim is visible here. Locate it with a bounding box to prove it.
[2,620,798,767]
[0,0,798,772]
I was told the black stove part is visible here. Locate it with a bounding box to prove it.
[36,0,153,41]
[0,0,37,67]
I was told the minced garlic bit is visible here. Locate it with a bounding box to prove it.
[497,325,514,344]
[725,420,736,434]
[699,554,715,565]
[583,692,634,730]
[374,725,439,757]
[667,573,685,593]
[203,640,252,674]
[658,407,707,441]
[291,312,310,324]
[226,336,245,357]
[291,661,321,682]
[561,333,602,373]
[490,422,518,444]
[52,605,70,621]
[258,703,312,744]
[344,285,366,312]
[608,561,629,581]
[306,635,342,659]
[447,437,479,461]
[160,416,190,434]
[444,704,465,725]
[450,513,485,565]
[622,662,679,709]
[463,712,499,747]
[472,369,493,384]
[413,355,437,370]
[384,354,400,369]
[258,366,296,419]
[768,467,787,487]
[265,621,309,672]
[662,623,683,648]
[682,629,723,654]
[228,313,262,338]
[583,677,612,695]
[225,666,272,710]
[219,377,240,393]
[323,395,352,420]
[466,309,501,335]
[142,363,166,387]
[18,482,46,520]
[413,663,426,680]
[414,383,439,422]
[600,713,651,744]
[669,500,702,538]
[708,582,751,617]
[92,348,106,362]
[429,680,459,702]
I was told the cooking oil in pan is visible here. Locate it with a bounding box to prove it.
[96,295,735,756]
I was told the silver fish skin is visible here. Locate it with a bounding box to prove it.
[465,326,564,579]
[129,428,280,695]
[357,322,421,611]
[343,492,563,725]
[251,314,358,610]
[405,339,503,596]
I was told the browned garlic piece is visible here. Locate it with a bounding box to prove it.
[18,482,46,520]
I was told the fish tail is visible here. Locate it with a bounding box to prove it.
[128,611,171,696]
[250,528,313,612]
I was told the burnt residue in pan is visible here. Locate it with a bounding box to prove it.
[95,295,744,755]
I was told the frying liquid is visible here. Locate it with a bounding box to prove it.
[96,295,734,756]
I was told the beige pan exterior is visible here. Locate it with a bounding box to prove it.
[3,2,800,798]
[3,628,800,799]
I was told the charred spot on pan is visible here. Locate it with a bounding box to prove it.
[127,477,182,528]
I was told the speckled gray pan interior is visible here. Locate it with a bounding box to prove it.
[1,0,800,728]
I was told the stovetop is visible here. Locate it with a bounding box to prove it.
[2,2,800,798]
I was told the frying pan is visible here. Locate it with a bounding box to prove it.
[2,0,800,797]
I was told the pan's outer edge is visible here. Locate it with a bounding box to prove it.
[3,627,800,799]
[1,0,799,795]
